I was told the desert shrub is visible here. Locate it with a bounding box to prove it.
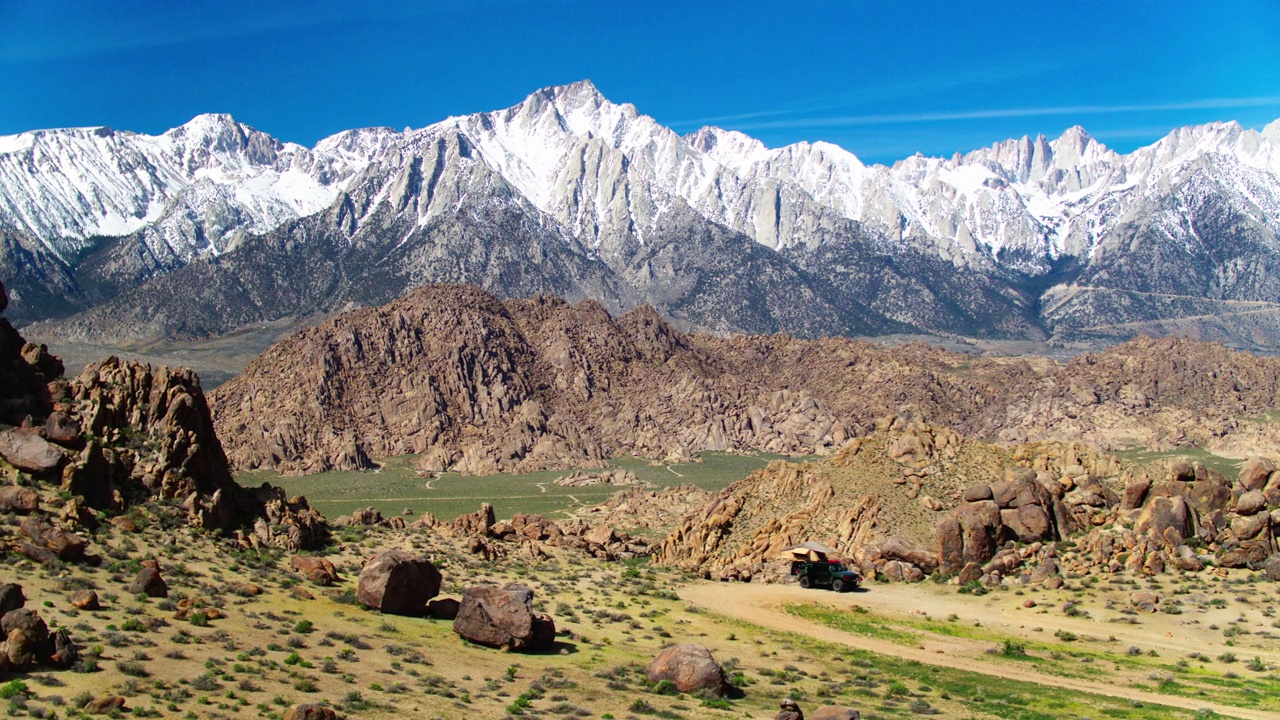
[117,661,150,677]
[1001,640,1027,657]
[190,674,220,692]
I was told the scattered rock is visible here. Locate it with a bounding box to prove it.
[109,515,138,532]
[282,704,339,720]
[290,556,340,586]
[1220,540,1270,568]
[45,411,82,446]
[453,583,555,652]
[0,486,39,514]
[2,608,48,670]
[0,584,25,618]
[69,589,100,610]
[1122,478,1151,510]
[0,428,66,473]
[1131,591,1160,613]
[1135,495,1193,539]
[775,698,804,720]
[357,550,441,615]
[18,516,87,562]
[128,567,168,598]
[1169,460,1195,483]
[47,627,78,668]
[82,696,127,715]
[1236,490,1266,516]
[645,644,726,696]
[962,484,993,502]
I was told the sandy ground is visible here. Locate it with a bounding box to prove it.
[681,580,1280,720]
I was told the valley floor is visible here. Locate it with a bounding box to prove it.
[683,574,1280,720]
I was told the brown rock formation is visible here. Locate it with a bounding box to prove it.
[0,279,328,551]
[655,419,1123,582]
[211,285,1280,477]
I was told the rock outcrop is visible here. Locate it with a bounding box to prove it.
[655,419,1125,582]
[0,279,328,553]
[656,410,1280,584]
[932,453,1280,584]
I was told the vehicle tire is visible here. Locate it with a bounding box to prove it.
[832,579,845,593]
[799,576,811,589]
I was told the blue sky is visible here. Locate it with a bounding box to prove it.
[2,0,1278,164]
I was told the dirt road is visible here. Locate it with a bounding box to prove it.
[680,581,1276,720]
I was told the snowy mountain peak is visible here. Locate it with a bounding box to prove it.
[1264,119,1280,144]
[535,79,607,107]
[159,113,287,171]
[2,82,1279,333]
[684,126,770,170]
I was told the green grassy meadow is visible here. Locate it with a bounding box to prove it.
[242,451,805,521]
[1110,446,1243,479]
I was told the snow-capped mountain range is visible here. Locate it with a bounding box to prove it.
[5,80,1280,349]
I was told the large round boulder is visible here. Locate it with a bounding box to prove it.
[2,608,48,670]
[452,583,555,651]
[1135,495,1193,539]
[128,567,168,598]
[0,429,66,474]
[645,644,726,696]
[1238,457,1275,492]
[357,550,441,616]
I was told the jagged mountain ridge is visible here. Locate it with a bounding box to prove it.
[6,81,1280,345]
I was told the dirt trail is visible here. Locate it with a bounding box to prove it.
[681,582,1276,720]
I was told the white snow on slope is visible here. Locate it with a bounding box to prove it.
[2,81,1277,280]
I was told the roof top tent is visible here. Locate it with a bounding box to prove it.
[779,541,838,563]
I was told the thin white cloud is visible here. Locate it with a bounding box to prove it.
[723,96,1280,131]
[670,63,1063,130]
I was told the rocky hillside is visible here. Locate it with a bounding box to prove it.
[653,417,1130,581]
[210,284,1280,476]
[654,417,1280,591]
[0,280,325,552]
